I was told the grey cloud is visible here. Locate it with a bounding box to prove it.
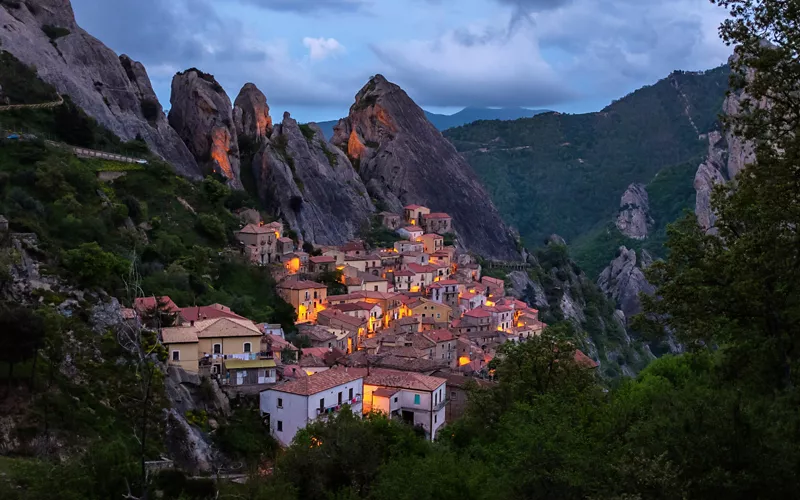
[71,0,359,109]
[225,0,371,13]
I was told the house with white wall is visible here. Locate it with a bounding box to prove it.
[351,367,447,441]
[260,368,364,446]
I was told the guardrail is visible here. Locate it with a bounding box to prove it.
[0,95,64,112]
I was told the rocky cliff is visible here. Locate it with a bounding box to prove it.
[616,183,652,240]
[251,112,374,244]
[331,75,520,261]
[234,83,273,142]
[694,61,759,231]
[0,1,200,178]
[597,246,655,322]
[169,69,242,188]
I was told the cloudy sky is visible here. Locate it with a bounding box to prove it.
[71,0,732,122]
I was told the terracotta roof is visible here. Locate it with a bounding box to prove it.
[403,204,425,210]
[401,226,423,233]
[424,212,451,220]
[195,317,261,337]
[372,387,400,397]
[360,274,387,283]
[421,233,443,239]
[239,223,279,235]
[121,308,136,320]
[349,367,445,392]
[438,279,460,285]
[574,350,599,369]
[464,308,491,319]
[268,367,362,396]
[278,237,293,243]
[264,334,297,351]
[161,329,198,344]
[340,241,366,252]
[392,270,415,277]
[482,276,504,286]
[318,309,368,329]
[310,255,336,264]
[280,365,308,378]
[133,296,180,314]
[278,279,327,290]
[179,304,246,323]
[397,316,421,326]
[300,327,337,344]
[424,329,455,343]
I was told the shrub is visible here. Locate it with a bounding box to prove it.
[61,242,129,289]
[195,213,226,244]
[41,25,71,41]
[299,123,316,141]
[140,98,160,123]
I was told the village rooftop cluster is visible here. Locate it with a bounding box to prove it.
[130,204,596,445]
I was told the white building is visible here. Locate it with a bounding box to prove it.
[260,368,364,446]
[353,368,448,441]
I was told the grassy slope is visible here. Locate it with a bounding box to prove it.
[445,66,729,248]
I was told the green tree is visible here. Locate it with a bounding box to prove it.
[61,242,128,289]
[640,1,800,389]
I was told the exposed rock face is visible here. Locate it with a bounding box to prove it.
[616,183,653,240]
[694,131,729,231]
[233,83,273,142]
[0,2,200,178]
[507,270,547,308]
[251,113,374,244]
[332,75,519,260]
[597,246,656,322]
[169,69,242,188]
[694,60,760,232]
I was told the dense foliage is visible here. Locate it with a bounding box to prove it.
[445,66,729,247]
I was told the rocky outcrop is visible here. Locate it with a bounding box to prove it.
[0,1,200,178]
[507,270,547,308]
[251,113,374,244]
[233,83,273,142]
[597,246,655,322]
[332,75,520,260]
[169,69,242,188]
[694,131,729,231]
[616,183,653,240]
[694,59,760,232]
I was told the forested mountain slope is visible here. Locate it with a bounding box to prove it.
[445,66,730,246]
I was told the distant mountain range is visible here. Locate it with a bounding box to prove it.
[314,106,550,139]
[445,66,731,255]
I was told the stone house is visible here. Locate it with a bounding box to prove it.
[378,212,402,230]
[161,317,265,376]
[397,225,424,241]
[277,280,328,323]
[394,240,424,254]
[237,221,284,265]
[418,233,444,254]
[403,205,430,226]
[309,255,337,274]
[421,213,452,235]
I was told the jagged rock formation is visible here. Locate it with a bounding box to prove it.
[694,60,760,232]
[597,246,656,322]
[507,270,547,307]
[616,183,653,240]
[0,1,200,178]
[169,69,242,188]
[332,75,520,260]
[251,113,374,244]
[233,83,273,142]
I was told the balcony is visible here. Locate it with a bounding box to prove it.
[316,395,362,416]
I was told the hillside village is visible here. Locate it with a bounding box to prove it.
[141,204,596,445]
